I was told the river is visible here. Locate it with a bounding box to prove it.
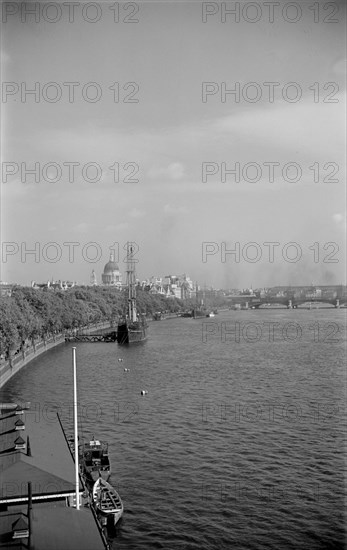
[1,308,346,550]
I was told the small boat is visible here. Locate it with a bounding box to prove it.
[80,436,111,482]
[206,312,215,317]
[93,477,124,525]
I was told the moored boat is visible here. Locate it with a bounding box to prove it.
[192,308,209,318]
[180,311,193,318]
[93,477,124,525]
[80,437,111,482]
[192,282,212,318]
[117,315,148,344]
[117,242,148,345]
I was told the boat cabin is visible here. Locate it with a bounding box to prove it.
[82,438,110,477]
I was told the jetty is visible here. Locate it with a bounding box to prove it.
[0,402,108,549]
[65,331,117,343]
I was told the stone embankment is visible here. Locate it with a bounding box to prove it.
[0,322,111,389]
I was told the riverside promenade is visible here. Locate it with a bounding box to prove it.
[0,322,112,390]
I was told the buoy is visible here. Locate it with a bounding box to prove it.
[124,368,129,372]
[118,358,123,362]
[141,390,148,396]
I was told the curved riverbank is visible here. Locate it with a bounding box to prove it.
[0,311,227,390]
[0,321,112,390]
[0,334,66,389]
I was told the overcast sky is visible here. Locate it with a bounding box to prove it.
[1,0,346,288]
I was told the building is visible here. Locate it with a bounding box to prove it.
[101,252,122,287]
[0,282,13,297]
[163,274,196,299]
[90,270,97,286]
[31,280,76,290]
[138,273,198,299]
[141,276,168,296]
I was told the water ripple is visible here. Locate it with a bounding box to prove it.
[1,309,346,549]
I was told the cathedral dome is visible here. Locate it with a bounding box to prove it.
[103,260,119,273]
[102,252,122,286]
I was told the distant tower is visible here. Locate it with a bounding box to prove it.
[90,269,97,286]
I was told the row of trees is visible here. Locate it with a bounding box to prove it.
[0,286,184,359]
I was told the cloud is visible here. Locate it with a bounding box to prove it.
[167,162,185,180]
[147,162,186,181]
[129,208,145,218]
[73,223,89,234]
[212,96,345,160]
[159,203,189,237]
[332,58,346,75]
[9,91,344,193]
[163,204,189,215]
[105,223,129,232]
[1,51,11,65]
[332,212,347,230]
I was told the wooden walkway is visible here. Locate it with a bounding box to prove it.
[65,332,117,343]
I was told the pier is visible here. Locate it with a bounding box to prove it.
[0,403,107,549]
[65,331,117,343]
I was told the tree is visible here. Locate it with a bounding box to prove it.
[0,298,21,359]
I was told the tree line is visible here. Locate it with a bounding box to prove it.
[0,286,184,359]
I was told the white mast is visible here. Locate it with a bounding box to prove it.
[72,347,80,510]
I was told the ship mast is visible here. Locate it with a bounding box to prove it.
[195,281,201,307]
[126,242,137,322]
[72,347,80,510]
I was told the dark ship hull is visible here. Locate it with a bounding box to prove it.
[117,319,148,344]
[192,308,208,318]
[118,242,149,344]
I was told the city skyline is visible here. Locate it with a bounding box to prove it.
[1,261,346,292]
[1,238,346,289]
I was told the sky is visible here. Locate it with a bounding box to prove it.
[1,0,346,289]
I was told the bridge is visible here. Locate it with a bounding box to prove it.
[225,285,347,309]
[227,297,344,309]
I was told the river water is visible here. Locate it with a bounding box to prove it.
[1,308,346,550]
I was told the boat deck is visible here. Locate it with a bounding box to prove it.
[100,491,121,510]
